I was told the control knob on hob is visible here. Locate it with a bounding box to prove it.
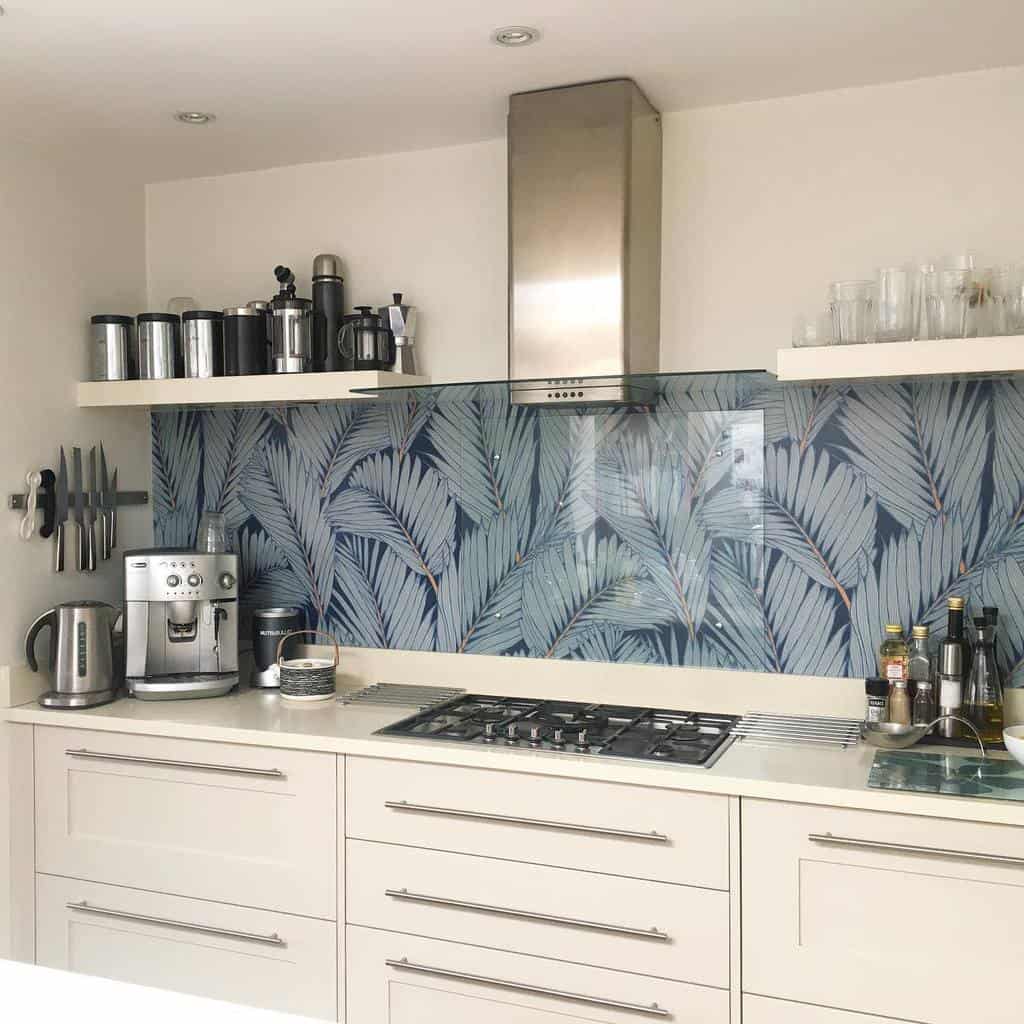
[551,727,564,747]
[529,725,543,746]
[505,723,519,744]
[576,728,590,751]
[483,722,496,742]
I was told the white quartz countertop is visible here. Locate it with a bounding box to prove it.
[7,688,1024,828]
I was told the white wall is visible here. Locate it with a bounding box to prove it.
[146,64,1024,377]
[0,147,153,670]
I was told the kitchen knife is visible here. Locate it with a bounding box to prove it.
[71,447,85,572]
[86,446,98,572]
[109,467,118,551]
[54,447,68,573]
[99,444,111,560]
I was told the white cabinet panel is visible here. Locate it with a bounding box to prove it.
[37,874,336,1020]
[347,756,729,888]
[347,925,729,1024]
[347,838,729,986]
[35,725,336,918]
[744,995,923,1023]
[742,798,1024,1024]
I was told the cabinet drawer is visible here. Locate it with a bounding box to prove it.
[347,925,729,1023]
[744,995,923,1023]
[346,757,729,889]
[35,726,336,918]
[743,798,1024,1024]
[37,874,337,1020]
[346,839,728,987]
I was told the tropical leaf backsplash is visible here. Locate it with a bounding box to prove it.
[152,374,1024,685]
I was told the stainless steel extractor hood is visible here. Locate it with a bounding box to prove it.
[508,79,662,405]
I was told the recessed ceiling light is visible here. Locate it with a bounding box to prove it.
[492,26,540,47]
[174,111,216,126]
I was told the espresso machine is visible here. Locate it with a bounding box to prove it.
[124,548,239,700]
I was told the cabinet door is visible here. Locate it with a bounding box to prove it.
[34,725,336,918]
[346,838,729,986]
[37,874,337,1020]
[347,756,729,889]
[743,798,1024,1024]
[347,925,729,1024]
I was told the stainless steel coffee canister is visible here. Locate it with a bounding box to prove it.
[270,297,312,373]
[90,315,133,381]
[182,310,224,378]
[136,313,180,379]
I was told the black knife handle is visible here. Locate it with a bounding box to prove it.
[54,521,65,574]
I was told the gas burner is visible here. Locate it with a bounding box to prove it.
[377,697,739,769]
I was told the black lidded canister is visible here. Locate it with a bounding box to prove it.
[223,306,269,375]
[251,607,306,688]
[312,253,346,372]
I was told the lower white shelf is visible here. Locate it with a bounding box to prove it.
[776,335,1024,382]
[77,369,429,408]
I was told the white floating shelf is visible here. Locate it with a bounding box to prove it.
[777,336,1024,383]
[77,370,430,409]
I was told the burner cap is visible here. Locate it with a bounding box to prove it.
[470,706,512,724]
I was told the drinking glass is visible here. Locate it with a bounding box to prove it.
[792,311,834,348]
[875,267,914,343]
[196,511,230,553]
[927,268,990,339]
[829,280,876,344]
[988,265,1021,336]
[910,264,937,340]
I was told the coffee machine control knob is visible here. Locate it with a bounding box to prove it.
[186,573,202,588]
[219,572,236,590]
[165,574,181,587]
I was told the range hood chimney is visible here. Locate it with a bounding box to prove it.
[508,79,662,405]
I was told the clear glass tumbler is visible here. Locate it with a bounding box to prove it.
[927,268,990,339]
[196,511,230,553]
[988,265,1021,336]
[792,311,834,348]
[829,280,876,345]
[910,264,937,340]
[875,267,914,343]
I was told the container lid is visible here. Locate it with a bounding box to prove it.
[223,306,262,317]
[90,314,133,326]
[948,596,965,610]
[866,677,889,696]
[270,296,312,312]
[137,312,180,324]
[182,309,224,321]
[254,607,305,619]
[911,625,929,638]
[884,623,903,634]
[247,301,270,311]
[312,253,342,279]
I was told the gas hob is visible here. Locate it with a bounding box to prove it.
[376,695,739,768]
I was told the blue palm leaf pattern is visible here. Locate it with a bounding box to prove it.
[288,402,389,498]
[237,526,310,612]
[201,408,268,528]
[388,396,436,460]
[838,381,987,555]
[428,400,535,526]
[761,383,849,449]
[331,537,435,650]
[522,533,674,659]
[326,451,455,590]
[239,441,336,625]
[436,510,528,654]
[595,433,712,640]
[152,410,201,546]
[706,439,875,609]
[973,559,1024,687]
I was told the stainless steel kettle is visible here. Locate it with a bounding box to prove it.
[26,600,120,709]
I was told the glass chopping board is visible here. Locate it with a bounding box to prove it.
[869,751,1024,801]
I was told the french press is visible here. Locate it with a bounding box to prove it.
[338,306,395,371]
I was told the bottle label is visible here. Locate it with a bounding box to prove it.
[939,678,962,708]
[884,660,906,681]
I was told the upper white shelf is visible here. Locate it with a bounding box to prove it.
[776,336,1024,382]
[76,370,431,409]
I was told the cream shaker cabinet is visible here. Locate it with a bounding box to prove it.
[744,995,924,1023]
[34,725,337,919]
[347,925,730,1024]
[742,798,1024,1024]
[37,874,337,1019]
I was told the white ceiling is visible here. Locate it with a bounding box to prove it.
[4,0,1024,183]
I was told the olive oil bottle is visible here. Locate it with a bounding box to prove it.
[963,617,1004,744]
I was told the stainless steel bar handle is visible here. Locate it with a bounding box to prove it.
[809,832,1024,866]
[384,800,669,843]
[385,958,670,1017]
[65,748,285,778]
[385,888,670,942]
[65,901,285,946]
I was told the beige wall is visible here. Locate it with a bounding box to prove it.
[146,64,1024,378]
[0,147,153,671]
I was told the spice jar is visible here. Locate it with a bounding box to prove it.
[865,677,889,724]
